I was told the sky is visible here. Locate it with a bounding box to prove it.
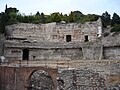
[0,0,120,16]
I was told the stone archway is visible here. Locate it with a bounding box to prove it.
[57,69,106,90]
[28,70,54,90]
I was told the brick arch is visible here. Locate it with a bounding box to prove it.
[28,69,54,90]
[0,66,57,90]
[27,68,51,82]
[24,67,57,90]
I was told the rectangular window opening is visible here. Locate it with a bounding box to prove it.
[66,35,71,42]
[84,35,89,42]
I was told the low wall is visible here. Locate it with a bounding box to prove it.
[103,46,120,60]
[4,42,103,61]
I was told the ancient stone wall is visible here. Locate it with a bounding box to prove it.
[5,18,102,43]
[4,48,22,60]
[102,32,120,59]
[0,34,5,56]
[4,42,103,61]
[82,44,103,60]
[102,32,120,47]
[3,18,104,61]
[4,18,120,61]
[29,48,83,60]
[5,23,46,41]
[4,47,83,60]
[103,46,120,60]
[58,69,106,90]
[57,60,120,90]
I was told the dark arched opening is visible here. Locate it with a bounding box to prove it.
[22,49,29,60]
[28,70,54,90]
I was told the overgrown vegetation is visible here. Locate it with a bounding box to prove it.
[111,24,120,32]
[0,5,120,33]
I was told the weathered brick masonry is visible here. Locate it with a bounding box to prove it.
[0,66,57,90]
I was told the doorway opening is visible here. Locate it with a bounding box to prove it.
[66,35,71,42]
[84,35,89,42]
[22,49,29,60]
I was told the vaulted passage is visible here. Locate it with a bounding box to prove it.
[22,49,29,60]
[28,70,53,90]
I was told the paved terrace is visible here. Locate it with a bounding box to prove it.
[1,59,119,69]
[4,40,102,48]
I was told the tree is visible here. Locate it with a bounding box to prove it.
[29,15,36,23]
[36,11,40,16]
[23,16,29,23]
[0,12,7,33]
[5,6,19,25]
[69,11,75,23]
[60,13,64,21]
[46,15,52,23]
[111,13,120,26]
[51,12,62,23]
[8,12,18,24]
[101,11,111,27]
[41,12,46,23]
[88,14,99,21]
[5,7,19,15]
[73,11,84,22]
[17,13,24,22]
[63,14,69,23]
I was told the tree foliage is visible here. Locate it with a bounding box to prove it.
[69,11,75,23]
[0,13,7,33]
[0,5,19,33]
[111,13,120,26]
[101,11,111,27]
[111,24,120,32]
[73,11,83,22]
[0,5,120,33]
[51,12,62,23]
[40,12,46,23]
[110,13,120,32]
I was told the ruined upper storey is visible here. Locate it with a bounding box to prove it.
[5,18,103,43]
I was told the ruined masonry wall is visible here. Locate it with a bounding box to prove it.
[5,19,102,43]
[103,47,120,60]
[3,18,108,60]
[58,61,120,90]
[29,48,83,60]
[0,34,5,56]
[4,43,103,60]
[4,48,22,60]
